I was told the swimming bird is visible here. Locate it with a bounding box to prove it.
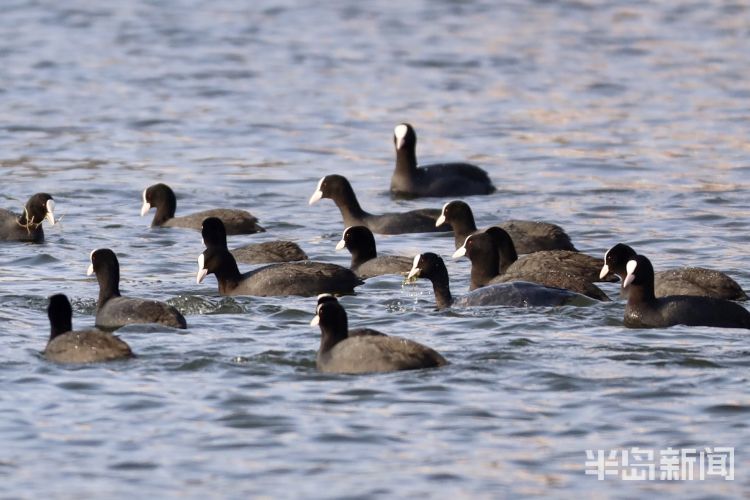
[197,218,362,296]
[335,225,413,278]
[435,200,576,253]
[390,123,495,198]
[407,253,594,309]
[141,183,264,235]
[310,295,447,373]
[452,229,611,300]
[620,254,750,329]
[315,294,386,337]
[0,193,56,243]
[309,174,450,234]
[601,243,747,301]
[200,215,307,264]
[44,294,134,363]
[87,248,187,329]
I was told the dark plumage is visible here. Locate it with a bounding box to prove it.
[407,253,593,309]
[141,183,264,235]
[601,243,747,301]
[0,193,56,243]
[453,229,610,301]
[621,255,750,329]
[44,294,134,363]
[335,225,413,279]
[390,123,495,198]
[231,241,308,264]
[198,218,362,297]
[311,295,447,373]
[316,294,386,337]
[200,215,307,264]
[87,248,187,329]
[435,200,576,253]
[309,174,450,235]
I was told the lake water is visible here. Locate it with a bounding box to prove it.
[1,0,749,497]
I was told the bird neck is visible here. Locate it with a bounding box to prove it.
[50,320,72,340]
[626,282,656,305]
[395,146,418,174]
[97,270,121,308]
[429,270,453,310]
[451,219,478,245]
[334,188,368,225]
[319,322,348,354]
[498,242,518,273]
[350,244,377,268]
[470,253,500,290]
[214,250,244,290]
[152,194,176,225]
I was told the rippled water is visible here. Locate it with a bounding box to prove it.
[2,0,749,497]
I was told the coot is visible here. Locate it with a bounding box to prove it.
[407,253,594,309]
[87,248,187,329]
[201,216,307,264]
[453,229,610,301]
[309,174,449,234]
[621,254,750,329]
[197,218,362,297]
[390,123,495,198]
[335,225,413,278]
[141,183,264,235]
[435,200,576,253]
[311,295,447,373]
[601,243,747,301]
[44,294,134,363]
[316,294,386,337]
[0,193,56,243]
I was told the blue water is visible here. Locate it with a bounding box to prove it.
[1,1,749,497]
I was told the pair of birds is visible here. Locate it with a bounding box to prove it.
[306,123,497,235]
[601,244,750,329]
[142,182,309,264]
[406,244,604,310]
[196,217,362,296]
[44,290,447,374]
